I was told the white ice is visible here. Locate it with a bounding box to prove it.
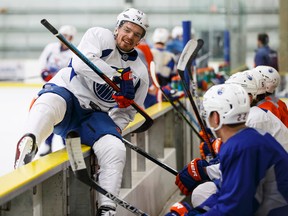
[0,84,64,177]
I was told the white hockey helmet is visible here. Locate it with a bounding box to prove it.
[116,8,149,37]
[253,65,280,93]
[171,25,196,39]
[59,25,77,37]
[202,83,250,132]
[152,28,169,44]
[171,26,183,39]
[246,69,266,95]
[225,70,258,100]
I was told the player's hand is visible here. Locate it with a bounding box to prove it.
[41,66,58,82]
[199,138,222,161]
[164,202,192,216]
[112,67,135,108]
[175,158,209,196]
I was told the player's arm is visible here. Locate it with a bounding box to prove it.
[71,27,116,84]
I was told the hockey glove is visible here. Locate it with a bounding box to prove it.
[175,158,209,196]
[165,202,192,216]
[162,85,185,102]
[41,66,58,82]
[112,67,135,108]
[199,128,214,141]
[199,138,222,161]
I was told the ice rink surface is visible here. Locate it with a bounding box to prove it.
[0,83,64,177]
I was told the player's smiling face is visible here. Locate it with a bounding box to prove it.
[116,22,144,52]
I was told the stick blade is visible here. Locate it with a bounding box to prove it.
[177,39,205,72]
[130,61,155,133]
[150,61,160,88]
[132,114,153,133]
[65,131,86,172]
[177,39,198,71]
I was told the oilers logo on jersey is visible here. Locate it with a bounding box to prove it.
[93,82,116,104]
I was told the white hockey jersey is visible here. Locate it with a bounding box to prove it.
[246,106,288,151]
[150,47,176,78]
[49,27,149,131]
[39,42,73,71]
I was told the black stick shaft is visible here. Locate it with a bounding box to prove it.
[75,170,148,216]
[66,132,149,216]
[123,139,178,176]
[159,90,204,141]
[178,39,216,158]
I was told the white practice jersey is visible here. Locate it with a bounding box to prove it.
[151,48,175,78]
[246,106,288,151]
[39,42,73,71]
[49,27,149,131]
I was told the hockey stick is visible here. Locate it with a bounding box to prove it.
[150,61,203,140]
[191,61,201,111]
[177,99,200,130]
[65,131,149,216]
[150,60,199,129]
[123,138,178,176]
[177,39,216,158]
[41,19,153,133]
[181,39,203,113]
[182,39,205,117]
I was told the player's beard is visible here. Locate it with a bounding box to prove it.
[114,33,136,52]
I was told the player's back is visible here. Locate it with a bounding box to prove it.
[216,128,288,216]
[246,106,288,151]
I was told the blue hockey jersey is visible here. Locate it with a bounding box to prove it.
[201,127,288,216]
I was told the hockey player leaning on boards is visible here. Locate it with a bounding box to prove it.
[14,8,149,216]
[165,83,288,216]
